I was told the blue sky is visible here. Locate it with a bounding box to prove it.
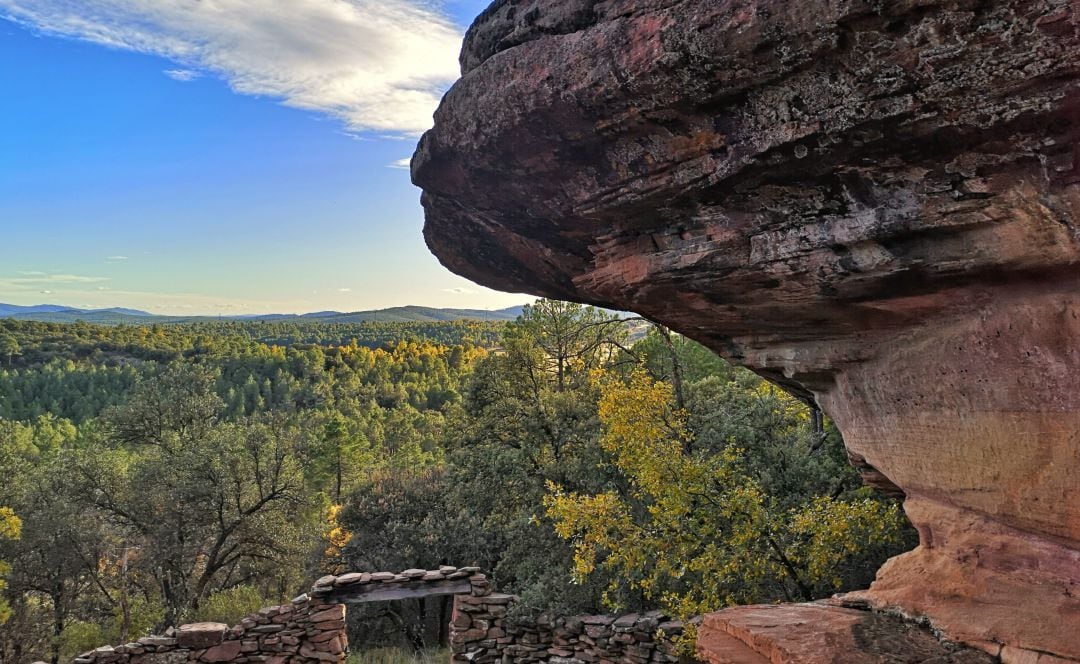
[0,0,526,315]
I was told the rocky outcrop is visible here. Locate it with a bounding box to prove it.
[697,602,997,664]
[413,0,1080,660]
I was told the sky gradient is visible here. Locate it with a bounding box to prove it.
[0,0,528,315]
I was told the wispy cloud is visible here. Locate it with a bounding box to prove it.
[337,288,352,293]
[163,68,199,82]
[0,0,463,134]
[443,286,477,295]
[388,157,412,170]
[6,273,111,285]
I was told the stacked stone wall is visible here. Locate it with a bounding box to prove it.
[67,568,689,664]
[450,594,689,663]
[70,595,346,664]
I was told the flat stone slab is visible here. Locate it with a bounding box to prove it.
[319,577,472,604]
[699,603,997,664]
[176,623,227,648]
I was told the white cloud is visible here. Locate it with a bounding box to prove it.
[337,288,352,293]
[0,0,464,134]
[163,68,199,82]
[6,273,111,285]
[106,255,129,261]
[443,286,477,295]
[388,157,412,170]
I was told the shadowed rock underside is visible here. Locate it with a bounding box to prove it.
[414,0,1080,660]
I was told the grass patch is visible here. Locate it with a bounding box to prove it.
[348,648,449,664]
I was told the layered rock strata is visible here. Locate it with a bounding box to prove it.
[413,0,1080,659]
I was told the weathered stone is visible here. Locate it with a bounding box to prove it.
[307,606,345,624]
[309,631,338,644]
[298,646,340,663]
[415,0,1080,659]
[324,637,344,655]
[138,651,188,664]
[698,604,997,664]
[176,624,227,649]
[452,611,473,629]
[199,640,243,663]
[333,572,368,586]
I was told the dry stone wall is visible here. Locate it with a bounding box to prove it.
[450,594,688,664]
[68,569,687,664]
[66,567,490,664]
[71,596,347,664]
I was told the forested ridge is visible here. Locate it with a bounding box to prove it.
[0,302,912,663]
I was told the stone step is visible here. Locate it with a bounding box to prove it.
[698,602,998,664]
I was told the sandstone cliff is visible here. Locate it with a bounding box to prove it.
[414,0,1080,660]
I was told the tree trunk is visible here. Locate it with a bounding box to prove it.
[51,584,65,664]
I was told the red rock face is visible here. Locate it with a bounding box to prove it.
[414,0,1080,659]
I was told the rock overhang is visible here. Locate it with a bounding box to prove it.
[413,0,1080,659]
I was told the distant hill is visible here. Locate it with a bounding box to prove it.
[0,303,527,325]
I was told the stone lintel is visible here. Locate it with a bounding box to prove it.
[321,578,473,604]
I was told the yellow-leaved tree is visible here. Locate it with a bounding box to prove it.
[0,506,21,624]
[544,370,906,645]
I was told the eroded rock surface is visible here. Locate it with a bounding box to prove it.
[698,603,997,664]
[414,0,1080,658]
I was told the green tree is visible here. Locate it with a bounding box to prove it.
[434,300,630,615]
[80,368,309,625]
[193,586,268,626]
[0,334,19,367]
[504,300,625,392]
[307,414,374,504]
[0,506,21,624]
[545,369,909,634]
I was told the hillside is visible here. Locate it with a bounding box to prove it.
[0,303,526,325]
